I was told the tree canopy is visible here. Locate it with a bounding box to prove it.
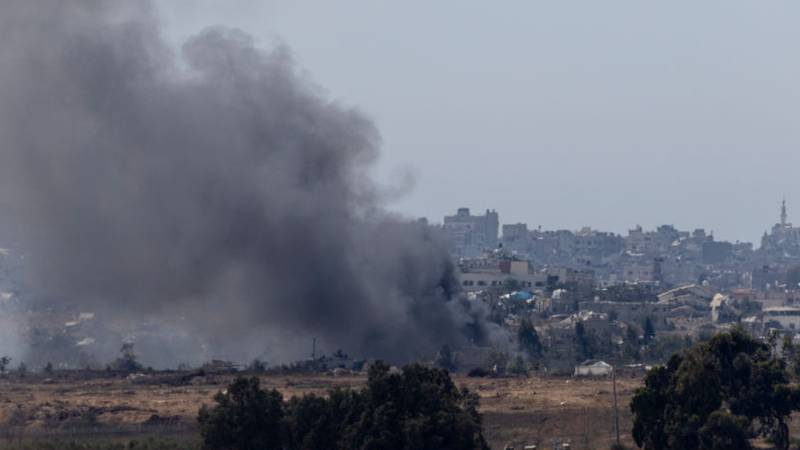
[518,318,542,359]
[630,328,800,450]
[198,377,284,450]
[199,362,489,450]
[574,321,592,362]
[643,317,655,345]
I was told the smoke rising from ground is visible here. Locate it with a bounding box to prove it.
[0,1,496,365]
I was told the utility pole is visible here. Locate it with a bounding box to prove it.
[583,406,589,450]
[612,365,620,447]
[312,337,316,361]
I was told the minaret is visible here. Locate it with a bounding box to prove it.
[781,198,788,229]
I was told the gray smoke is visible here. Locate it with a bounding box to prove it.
[0,1,495,366]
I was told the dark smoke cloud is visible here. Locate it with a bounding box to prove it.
[0,1,496,365]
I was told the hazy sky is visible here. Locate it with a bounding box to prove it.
[157,1,800,243]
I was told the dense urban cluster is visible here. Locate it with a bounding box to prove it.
[4,201,800,377]
[436,201,800,374]
[444,202,800,289]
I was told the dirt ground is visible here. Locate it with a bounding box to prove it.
[0,371,641,449]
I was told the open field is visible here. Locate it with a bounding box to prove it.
[0,371,643,449]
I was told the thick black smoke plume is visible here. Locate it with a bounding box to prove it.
[0,1,496,365]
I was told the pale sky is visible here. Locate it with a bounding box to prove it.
[157,1,800,243]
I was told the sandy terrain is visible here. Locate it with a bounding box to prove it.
[0,371,642,449]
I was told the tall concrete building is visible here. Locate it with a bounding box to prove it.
[443,208,499,257]
[501,223,529,254]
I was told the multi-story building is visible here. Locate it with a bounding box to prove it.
[457,250,594,292]
[528,229,576,265]
[573,227,623,264]
[458,252,538,291]
[621,257,662,284]
[444,206,769,290]
[625,225,654,254]
[443,208,499,257]
[501,223,529,254]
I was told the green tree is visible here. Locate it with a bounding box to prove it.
[343,362,488,450]
[518,318,542,358]
[199,363,489,450]
[574,321,592,361]
[698,411,751,450]
[643,317,655,345]
[198,376,285,450]
[624,326,641,362]
[631,329,800,450]
[284,393,346,450]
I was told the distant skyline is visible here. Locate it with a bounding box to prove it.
[437,203,786,244]
[158,1,800,243]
